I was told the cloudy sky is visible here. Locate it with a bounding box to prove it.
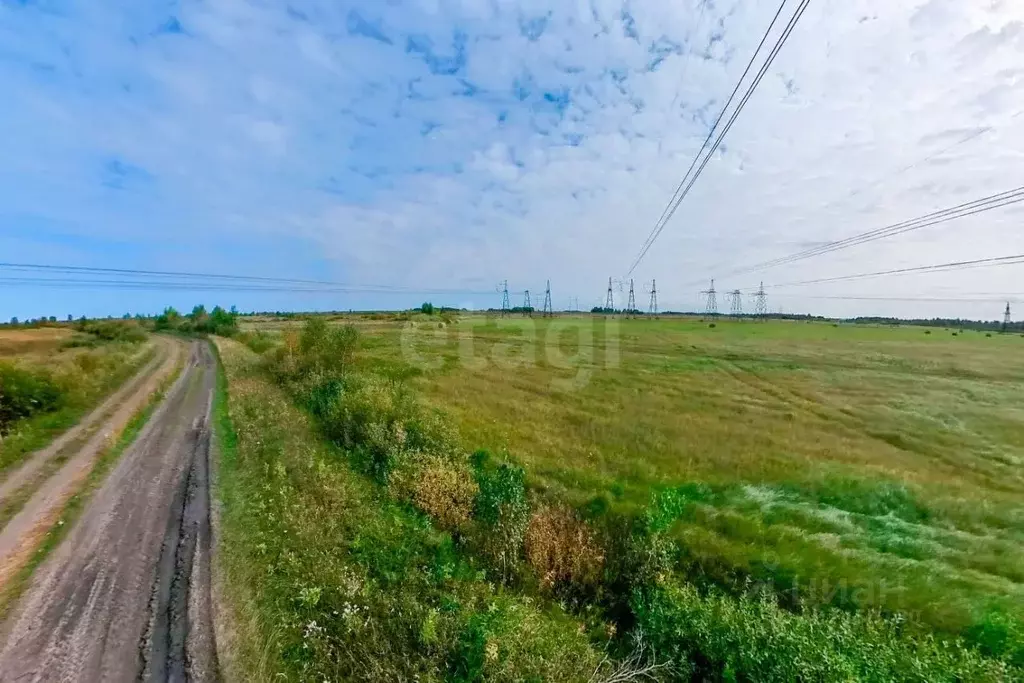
[1,0,1023,320]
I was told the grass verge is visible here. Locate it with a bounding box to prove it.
[0,352,183,619]
[0,342,158,475]
[212,337,615,682]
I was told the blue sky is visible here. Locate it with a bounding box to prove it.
[1,0,1023,319]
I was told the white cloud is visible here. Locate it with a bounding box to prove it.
[1,0,1024,318]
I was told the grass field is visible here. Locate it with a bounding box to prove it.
[227,313,1024,679]
[0,324,154,474]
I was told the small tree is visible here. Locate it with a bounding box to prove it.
[420,302,435,315]
[9,317,17,325]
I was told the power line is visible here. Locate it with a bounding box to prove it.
[728,185,1024,276]
[758,253,1024,289]
[627,0,811,276]
[0,262,493,295]
[634,0,793,273]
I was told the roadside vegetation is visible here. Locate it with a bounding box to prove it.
[215,314,1022,681]
[0,321,153,473]
[214,336,611,682]
[0,349,183,617]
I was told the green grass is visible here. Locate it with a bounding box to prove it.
[0,340,156,475]
[0,353,182,619]
[333,315,1024,658]
[231,315,1024,678]
[213,338,611,682]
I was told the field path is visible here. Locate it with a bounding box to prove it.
[0,340,219,682]
[0,336,173,501]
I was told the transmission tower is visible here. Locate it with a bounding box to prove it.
[701,279,718,316]
[626,279,637,316]
[523,289,532,317]
[752,282,768,319]
[498,280,510,317]
[605,277,614,312]
[543,280,553,317]
[729,289,743,319]
[1003,302,1012,333]
[647,280,658,315]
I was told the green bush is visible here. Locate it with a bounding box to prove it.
[77,319,147,343]
[237,330,276,354]
[635,580,1013,682]
[296,318,358,379]
[0,363,65,435]
[471,452,531,583]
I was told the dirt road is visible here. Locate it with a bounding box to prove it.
[0,341,219,682]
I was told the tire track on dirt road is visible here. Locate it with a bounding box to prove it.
[0,341,219,682]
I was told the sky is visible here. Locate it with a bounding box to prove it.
[1,0,1023,320]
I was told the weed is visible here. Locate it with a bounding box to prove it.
[0,363,64,435]
[525,504,605,596]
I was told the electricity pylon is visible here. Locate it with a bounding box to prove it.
[1003,302,1012,333]
[523,290,532,317]
[626,279,637,317]
[543,280,553,317]
[701,279,718,316]
[497,281,510,317]
[646,280,658,316]
[729,289,743,319]
[752,282,768,319]
[605,277,614,312]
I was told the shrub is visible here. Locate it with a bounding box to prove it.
[0,363,65,435]
[525,504,605,595]
[297,318,358,379]
[309,375,425,482]
[237,330,276,354]
[407,456,479,532]
[635,580,1013,681]
[449,595,601,682]
[472,453,531,582]
[78,319,147,343]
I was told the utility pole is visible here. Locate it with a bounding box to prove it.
[648,280,658,316]
[523,290,532,317]
[729,289,743,319]
[752,282,768,320]
[1003,302,1012,333]
[543,280,553,318]
[701,279,718,316]
[626,279,636,317]
[499,280,510,317]
[605,277,615,313]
